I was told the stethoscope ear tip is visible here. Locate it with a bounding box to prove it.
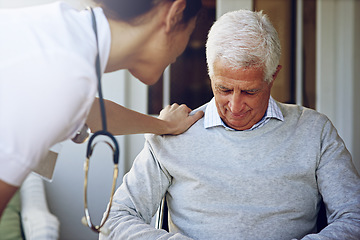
[81,216,88,227]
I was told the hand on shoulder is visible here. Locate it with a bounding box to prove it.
[158,103,204,135]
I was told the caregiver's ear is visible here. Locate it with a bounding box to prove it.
[165,0,186,32]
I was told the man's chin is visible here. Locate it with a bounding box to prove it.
[224,119,250,131]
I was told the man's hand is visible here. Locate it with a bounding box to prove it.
[158,103,204,135]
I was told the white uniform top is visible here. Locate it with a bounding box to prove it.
[0,2,111,186]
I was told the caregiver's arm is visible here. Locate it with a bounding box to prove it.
[86,98,203,135]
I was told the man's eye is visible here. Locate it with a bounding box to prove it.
[217,87,231,93]
[243,90,257,95]
[222,89,231,93]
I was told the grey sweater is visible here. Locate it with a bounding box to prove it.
[101,102,360,240]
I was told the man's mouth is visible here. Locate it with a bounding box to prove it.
[228,110,249,118]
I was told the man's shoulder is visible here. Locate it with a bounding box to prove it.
[145,102,209,144]
[276,102,329,123]
[190,103,208,115]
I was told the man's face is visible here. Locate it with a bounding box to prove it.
[211,60,276,131]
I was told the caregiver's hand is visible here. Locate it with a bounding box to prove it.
[158,103,204,135]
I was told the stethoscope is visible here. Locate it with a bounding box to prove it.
[72,7,120,235]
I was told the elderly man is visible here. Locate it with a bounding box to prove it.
[100,9,360,240]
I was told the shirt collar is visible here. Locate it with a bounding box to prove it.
[204,96,284,131]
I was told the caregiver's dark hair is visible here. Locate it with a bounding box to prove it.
[94,0,202,23]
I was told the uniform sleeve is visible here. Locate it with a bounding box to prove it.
[0,50,96,186]
[100,139,192,240]
[301,119,360,240]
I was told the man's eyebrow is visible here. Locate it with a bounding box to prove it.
[243,88,260,92]
[215,84,231,90]
[215,83,262,92]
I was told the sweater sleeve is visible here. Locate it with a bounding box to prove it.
[100,138,193,240]
[301,119,360,240]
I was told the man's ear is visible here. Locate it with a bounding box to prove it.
[165,0,186,33]
[272,65,282,81]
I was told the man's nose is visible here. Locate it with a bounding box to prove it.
[228,92,245,113]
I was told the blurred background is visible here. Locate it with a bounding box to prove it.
[1,0,359,239]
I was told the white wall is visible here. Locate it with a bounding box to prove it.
[353,0,360,173]
[216,0,252,18]
[316,0,360,172]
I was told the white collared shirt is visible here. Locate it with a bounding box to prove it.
[204,96,284,131]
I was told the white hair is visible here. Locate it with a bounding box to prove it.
[206,9,281,83]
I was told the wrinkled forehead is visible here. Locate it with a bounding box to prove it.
[213,55,264,71]
[211,58,265,81]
